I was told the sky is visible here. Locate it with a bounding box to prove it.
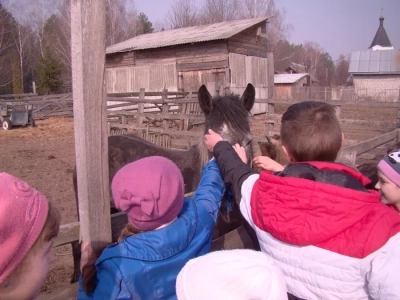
[135,0,400,60]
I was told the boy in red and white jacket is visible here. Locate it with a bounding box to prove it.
[205,101,400,300]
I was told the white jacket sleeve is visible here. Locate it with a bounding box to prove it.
[364,233,400,299]
[239,174,259,229]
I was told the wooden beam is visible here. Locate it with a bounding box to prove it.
[37,283,78,300]
[342,129,399,155]
[263,98,400,108]
[266,113,396,129]
[71,0,111,248]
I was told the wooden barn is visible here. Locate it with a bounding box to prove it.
[105,17,274,114]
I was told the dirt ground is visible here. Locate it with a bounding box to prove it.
[0,104,397,295]
[0,118,76,294]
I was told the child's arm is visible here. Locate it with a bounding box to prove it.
[212,141,258,202]
[192,159,226,223]
[253,155,284,172]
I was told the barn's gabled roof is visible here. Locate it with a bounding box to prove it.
[349,49,400,74]
[369,16,392,49]
[106,17,270,54]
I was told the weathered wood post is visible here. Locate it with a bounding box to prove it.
[137,88,145,126]
[71,0,111,249]
[334,105,341,120]
[162,89,169,130]
[267,102,275,136]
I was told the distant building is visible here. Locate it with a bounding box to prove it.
[348,15,400,101]
[274,73,314,99]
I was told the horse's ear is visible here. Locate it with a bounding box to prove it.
[240,83,255,112]
[198,85,212,115]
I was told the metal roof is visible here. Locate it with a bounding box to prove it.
[274,73,310,84]
[348,49,400,74]
[106,17,269,54]
[369,16,392,49]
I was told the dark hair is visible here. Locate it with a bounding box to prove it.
[280,101,342,162]
[82,223,142,294]
[387,142,400,154]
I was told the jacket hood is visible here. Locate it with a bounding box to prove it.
[251,162,381,246]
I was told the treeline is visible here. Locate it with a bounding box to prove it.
[0,0,349,95]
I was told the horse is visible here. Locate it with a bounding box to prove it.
[70,83,258,283]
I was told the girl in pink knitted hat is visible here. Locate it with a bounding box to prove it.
[0,172,60,300]
[376,150,400,212]
[78,156,226,300]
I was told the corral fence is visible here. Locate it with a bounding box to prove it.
[266,98,400,138]
[0,93,73,119]
[274,86,400,102]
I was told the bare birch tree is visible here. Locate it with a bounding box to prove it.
[0,3,14,91]
[165,0,198,29]
[301,41,323,75]
[199,0,240,24]
[105,0,137,46]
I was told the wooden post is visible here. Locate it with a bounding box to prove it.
[267,103,275,136]
[397,103,400,129]
[121,113,127,125]
[219,84,225,96]
[32,81,36,94]
[334,105,341,120]
[224,68,230,90]
[137,88,145,126]
[162,89,169,130]
[71,0,111,248]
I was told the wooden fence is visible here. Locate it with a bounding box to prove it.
[276,86,400,102]
[265,99,400,137]
[0,93,73,119]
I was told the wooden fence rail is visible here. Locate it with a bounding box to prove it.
[264,98,400,137]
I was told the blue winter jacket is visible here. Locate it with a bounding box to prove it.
[77,159,225,300]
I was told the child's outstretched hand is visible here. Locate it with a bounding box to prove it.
[204,129,223,152]
[253,156,284,172]
[233,143,247,164]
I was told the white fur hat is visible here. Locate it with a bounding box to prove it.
[176,249,288,300]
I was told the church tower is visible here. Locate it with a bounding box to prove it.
[369,14,394,50]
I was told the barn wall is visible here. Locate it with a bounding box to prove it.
[274,85,292,99]
[229,53,270,114]
[105,62,177,93]
[106,40,228,71]
[228,25,268,58]
[180,69,227,95]
[353,75,400,102]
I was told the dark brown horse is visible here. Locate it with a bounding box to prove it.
[70,84,258,283]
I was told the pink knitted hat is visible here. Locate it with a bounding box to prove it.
[111,156,184,231]
[0,173,49,284]
[378,151,400,187]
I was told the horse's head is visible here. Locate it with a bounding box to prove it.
[198,84,255,165]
